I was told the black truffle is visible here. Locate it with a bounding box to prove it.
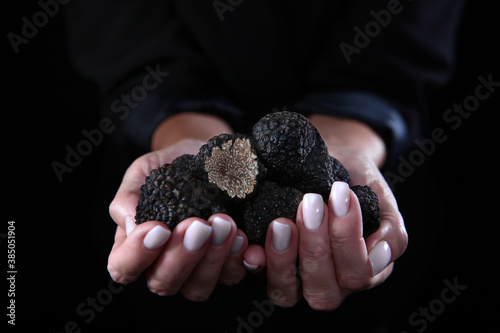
[252,111,318,170]
[243,181,303,246]
[252,111,350,198]
[350,185,381,237]
[196,133,266,200]
[134,111,381,245]
[135,154,224,229]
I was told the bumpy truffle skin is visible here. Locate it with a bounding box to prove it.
[350,185,381,237]
[135,154,224,229]
[134,112,381,244]
[196,133,266,200]
[294,142,351,199]
[252,111,350,198]
[243,181,303,246]
[252,111,317,170]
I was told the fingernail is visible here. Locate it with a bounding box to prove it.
[183,220,212,252]
[125,215,136,236]
[243,260,259,271]
[212,217,232,246]
[369,241,392,276]
[330,182,350,217]
[302,193,324,230]
[231,236,244,254]
[143,225,171,250]
[272,221,291,252]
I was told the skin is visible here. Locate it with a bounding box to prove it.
[108,111,408,308]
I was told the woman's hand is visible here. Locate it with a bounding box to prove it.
[242,114,408,310]
[107,140,249,300]
[107,112,250,300]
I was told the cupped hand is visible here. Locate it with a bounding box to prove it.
[243,150,408,310]
[107,139,249,300]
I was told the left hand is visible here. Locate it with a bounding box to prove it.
[108,141,250,300]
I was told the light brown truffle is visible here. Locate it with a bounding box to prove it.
[202,135,262,199]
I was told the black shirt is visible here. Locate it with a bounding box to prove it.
[66,0,465,165]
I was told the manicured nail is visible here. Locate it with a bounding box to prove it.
[183,220,212,252]
[243,260,259,271]
[272,221,291,252]
[330,182,350,217]
[125,215,136,236]
[212,217,232,246]
[143,225,171,250]
[369,241,392,276]
[302,193,324,230]
[231,236,244,254]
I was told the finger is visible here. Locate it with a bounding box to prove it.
[219,229,249,285]
[326,153,408,279]
[329,182,373,290]
[108,221,172,285]
[145,218,213,296]
[109,153,162,229]
[243,244,266,274]
[180,214,238,301]
[296,194,343,311]
[369,262,394,288]
[363,178,408,276]
[265,218,300,308]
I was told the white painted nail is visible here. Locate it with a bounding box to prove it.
[272,221,291,252]
[231,236,244,254]
[243,260,259,271]
[330,182,350,218]
[125,215,136,236]
[212,217,232,246]
[183,220,212,252]
[302,193,324,231]
[143,225,171,250]
[369,241,392,276]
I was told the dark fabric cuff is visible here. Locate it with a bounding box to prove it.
[107,86,243,156]
[290,91,411,165]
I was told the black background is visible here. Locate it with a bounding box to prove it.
[5,0,498,332]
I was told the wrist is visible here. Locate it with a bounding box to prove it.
[308,114,386,168]
[151,112,234,151]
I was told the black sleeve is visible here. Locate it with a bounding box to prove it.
[292,0,466,163]
[65,1,243,154]
[65,0,465,161]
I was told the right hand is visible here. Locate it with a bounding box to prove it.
[107,139,249,301]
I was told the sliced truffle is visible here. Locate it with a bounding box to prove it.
[134,112,381,243]
[350,185,381,237]
[135,154,224,229]
[197,133,266,200]
[243,181,303,246]
[252,111,350,198]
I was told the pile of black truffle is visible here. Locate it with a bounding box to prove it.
[135,111,380,245]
